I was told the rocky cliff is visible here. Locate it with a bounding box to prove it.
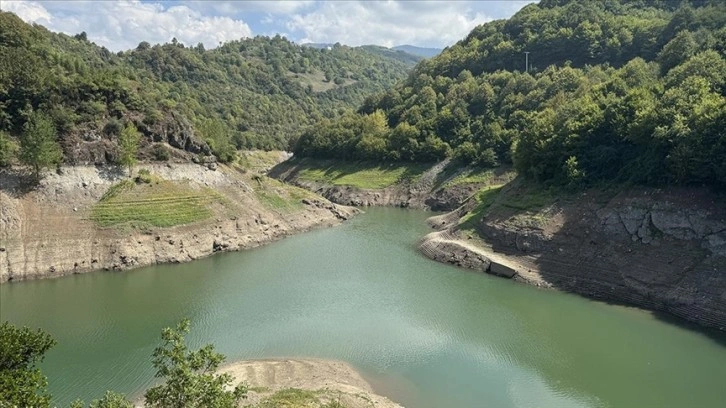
[0,163,356,283]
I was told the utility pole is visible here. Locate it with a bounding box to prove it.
[524,51,530,73]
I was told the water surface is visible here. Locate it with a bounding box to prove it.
[2,208,725,407]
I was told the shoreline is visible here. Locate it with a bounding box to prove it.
[128,358,405,408]
[418,199,726,332]
[0,164,358,283]
[219,358,404,408]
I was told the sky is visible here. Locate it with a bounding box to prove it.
[1,1,536,52]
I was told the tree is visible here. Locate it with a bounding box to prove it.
[19,111,62,179]
[144,319,246,408]
[118,123,141,177]
[70,391,133,408]
[658,30,698,74]
[0,131,18,167]
[0,322,57,408]
[198,119,235,163]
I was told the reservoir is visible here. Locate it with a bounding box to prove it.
[2,207,725,407]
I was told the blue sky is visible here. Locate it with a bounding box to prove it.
[2,1,536,51]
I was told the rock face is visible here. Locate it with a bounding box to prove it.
[61,112,213,165]
[0,164,356,283]
[422,185,726,331]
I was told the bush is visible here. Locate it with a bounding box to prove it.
[152,144,170,161]
[135,168,153,184]
[103,119,124,137]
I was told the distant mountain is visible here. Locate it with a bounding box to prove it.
[358,45,422,65]
[391,45,442,58]
[302,42,441,60]
[302,42,336,49]
[300,43,422,66]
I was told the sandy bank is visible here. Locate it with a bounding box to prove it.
[219,358,403,408]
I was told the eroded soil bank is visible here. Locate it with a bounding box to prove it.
[0,163,356,283]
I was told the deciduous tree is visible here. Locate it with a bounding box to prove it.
[19,111,62,179]
[0,322,56,408]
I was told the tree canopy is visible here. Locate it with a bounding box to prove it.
[0,12,415,163]
[293,0,726,188]
[0,321,57,408]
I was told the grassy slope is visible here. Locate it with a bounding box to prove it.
[90,177,228,228]
[288,158,430,189]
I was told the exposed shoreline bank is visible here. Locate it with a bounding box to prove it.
[217,358,404,408]
[0,163,357,283]
[418,186,726,332]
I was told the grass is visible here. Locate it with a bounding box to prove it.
[238,150,288,172]
[458,185,504,230]
[255,388,320,408]
[253,388,350,408]
[91,177,223,228]
[499,184,556,211]
[295,159,429,189]
[253,176,316,212]
[442,167,494,188]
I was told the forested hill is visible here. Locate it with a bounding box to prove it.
[294,0,726,188]
[0,11,413,165]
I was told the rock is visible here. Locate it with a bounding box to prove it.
[651,210,697,240]
[207,162,218,171]
[619,207,648,236]
[705,232,726,257]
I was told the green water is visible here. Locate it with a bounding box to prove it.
[1,207,725,408]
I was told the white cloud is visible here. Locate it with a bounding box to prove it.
[1,0,51,24]
[2,1,535,51]
[286,1,493,48]
[182,1,315,15]
[2,0,252,51]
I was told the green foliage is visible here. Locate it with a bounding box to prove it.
[292,159,429,189]
[0,11,413,158]
[144,319,246,408]
[118,123,141,176]
[0,322,57,408]
[0,131,18,167]
[19,111,62,177]
[255,388,318,408]
[152,144,170,161]
[294,0,726,189]
[70,391,133,408]
[198,119,235,163]
[91,178,219,228]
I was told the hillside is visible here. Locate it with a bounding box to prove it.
[0,11,413,165]
[293,0,726,188]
